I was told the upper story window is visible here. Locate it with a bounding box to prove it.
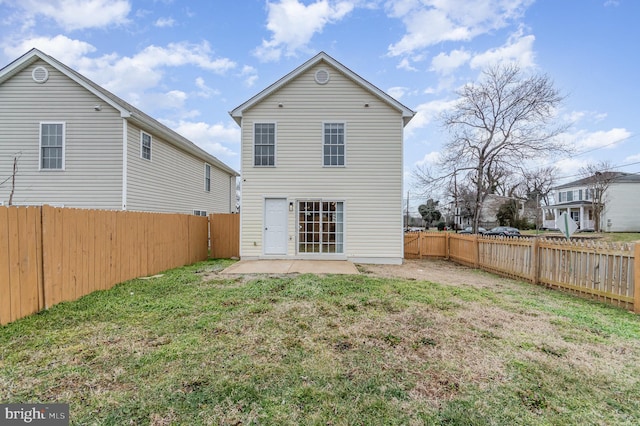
[566,190,573,202]
[141,131,152,161]
[323,122,345,166]
[205,163,211,192]
[40,122,65,170]
[254,123,275,166]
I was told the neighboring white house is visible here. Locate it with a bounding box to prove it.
[0,48,238,215]
[543,172,640,232]
[230,52,415,264]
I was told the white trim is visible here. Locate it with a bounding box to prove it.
[230,51,415,126]
[204,163,211,192]
[122,119,128,210]
[296,199,346,256]
[348,257,403,265]
[140,130,152,161]
[321,121,346,167]
[38,121,65,171]
[31,66,49,83]
[263,196,288,256]
[253,121,277,167]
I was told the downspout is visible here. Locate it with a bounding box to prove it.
[122,118,128,210]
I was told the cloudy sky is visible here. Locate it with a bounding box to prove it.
[1,0,638,207]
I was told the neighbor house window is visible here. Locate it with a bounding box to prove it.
[40,122,65,170]
[566,191,573,202]
[298,201,344,254]
[254,123,275,166]
[141,132,152,160]
[323,122,345,166]
[204,163,211,192]
[193,210,207,217]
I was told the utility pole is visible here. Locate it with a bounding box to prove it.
[453,169,458,232]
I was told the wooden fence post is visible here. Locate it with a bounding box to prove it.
[445,233,450,260]
[473,234,479,268]
[532,237,540,286]
[634,244,640,314]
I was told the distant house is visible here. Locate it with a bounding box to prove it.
[230,52,415,264]
[543,172,640,232]
[455,194,526,230]
[0,48,238,215]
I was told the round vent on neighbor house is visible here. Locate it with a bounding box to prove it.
[314,69,330,85]
[32,66,49,83]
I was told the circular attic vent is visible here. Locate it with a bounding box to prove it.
[32,66,49,83]
[314,69,330,85]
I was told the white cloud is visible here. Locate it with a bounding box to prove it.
[254,0,355,61]
[239,65,258,87]
[194,77,220,98]
[404,98,457,135]
[469,31,535,69]
[4,34,96,64]
[386,0,533,57]
[415,151,441,167]
[155,17,176,28]
[565,110,607,124]
[167,120,241,157]
[387,86,408,99]
[555,128,631,154]
[624,153,640,163]
[396,57,417,71]
[430,49,471,74]
[11,0,131,31]
[77,42,236,97]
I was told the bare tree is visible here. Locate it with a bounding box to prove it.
[416,64,567,233]
[579,161,616,232]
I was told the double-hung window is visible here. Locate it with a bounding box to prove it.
[323,123,345,166]
[254,123,275,166]
[204,163,211,192]
[40,122,65,170]
[141,131,152,160]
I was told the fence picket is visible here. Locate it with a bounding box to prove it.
[405,232,638,313]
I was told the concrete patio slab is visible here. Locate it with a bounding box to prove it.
[221,260,359,275]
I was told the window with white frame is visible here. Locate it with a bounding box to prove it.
[204,163,211,192]
[193,210,207,216]
[141,132,152,160]
[298,201,344,254]
[40,122,65,170]
[254,123,275,166]
[323,123,345,166]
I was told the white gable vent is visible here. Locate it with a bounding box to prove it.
[314,69,330,85]
[32,66,49,83]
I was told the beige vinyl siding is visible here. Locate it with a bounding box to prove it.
[240,62,404,262]
[601,183,640,232]
[126,123,234,214]
[0,60,122,208]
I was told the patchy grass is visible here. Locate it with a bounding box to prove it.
[1,259,639,425]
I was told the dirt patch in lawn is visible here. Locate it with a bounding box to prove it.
[359,258,512,289]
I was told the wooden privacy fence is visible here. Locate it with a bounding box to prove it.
[209,213,240,259]
[1,205,209,326]
[404,232,639,313]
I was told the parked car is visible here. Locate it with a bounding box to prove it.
[458,226,487,234]
[483,226,521,237]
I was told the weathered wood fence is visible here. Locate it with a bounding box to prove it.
[0,206,243,326]
[405,232,639,313]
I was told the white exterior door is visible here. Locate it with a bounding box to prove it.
[264,198,288,255]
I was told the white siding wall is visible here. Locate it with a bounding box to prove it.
[126,123,234,214]
[601,183,640,232]
[240,62,404,263]
[0,60,122,208]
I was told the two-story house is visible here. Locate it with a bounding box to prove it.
[543,172,640,232]
[230,52,415,264]
[0,49,238,215]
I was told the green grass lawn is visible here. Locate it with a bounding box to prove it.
[1,259,639,425]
